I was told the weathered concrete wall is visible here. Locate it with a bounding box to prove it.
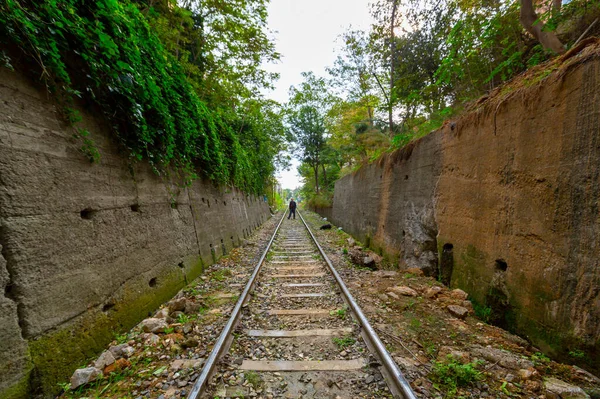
[331,133,442,276]
[0,69,270,398]
[330,46,600,372]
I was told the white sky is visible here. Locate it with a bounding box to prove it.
[265,0,373,189]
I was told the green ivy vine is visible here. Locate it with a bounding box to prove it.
[0,0,271,194]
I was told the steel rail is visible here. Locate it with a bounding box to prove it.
[298,210,418,399]
[187,210,287,399]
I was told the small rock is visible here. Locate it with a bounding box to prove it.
[168,298,187,313]
[103,358,131,374]
[363,256,375,268]
[405,268,424,276]
[505,373,515,382]
[181,338,199,348]
[145,333,161,345]
[70,367,102,389]
[470,345,534,370]
[378,293,389,302]
[122,346,135,358]
[544,377,590,399]
[524,379,542,392]
[386,291,400,300]
[518,368,534,380]
[170,358,204,371]
[94,350,115,369]
[391,286,418,297]
[573,365,600,384]
[425,286,442,298]
[461,300,473,310]
[155,308,169,319]
[177,380,188,388]
[108,343,129,359]
[449,289,468,300]
[340,350,347,357]
[184,301,201,315]
[447,305,469,319]
[372,270,398,278]
[141,318,168,333]
[347,238,356,247]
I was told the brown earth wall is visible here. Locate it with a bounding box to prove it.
[0,69,270,398]
[328,51,600,373]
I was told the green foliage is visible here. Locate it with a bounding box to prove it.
[568,349,586,359]
[531,351,551,367]
[0,0,283,194]
[430,355,484,396]
[244,370,262,390]
[211,268,232,282]
[472,299,493,323]
[332,335,356,349]
[113,332,129,345]
[330,308,347,319]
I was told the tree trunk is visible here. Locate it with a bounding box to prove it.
[389,0,398,136]
[520,0,565,54]
[321,164,327,189]
[552,0,561,12]
[313,165,320,194]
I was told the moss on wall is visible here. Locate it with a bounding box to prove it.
[26,257,204,398]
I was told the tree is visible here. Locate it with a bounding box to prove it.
[519,0,565,54]
[288,106,327,194]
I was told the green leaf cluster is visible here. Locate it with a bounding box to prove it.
[0,0,284,194]
[430,355,484,396]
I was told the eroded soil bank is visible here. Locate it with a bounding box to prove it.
[56,211,599,399]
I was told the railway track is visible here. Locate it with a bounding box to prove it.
[188,211,417,399]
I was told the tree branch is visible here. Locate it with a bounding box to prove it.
[520,0,565,54]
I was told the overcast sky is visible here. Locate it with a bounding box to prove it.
[266,0,373,189]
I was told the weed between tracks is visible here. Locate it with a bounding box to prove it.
[332,335,356,349]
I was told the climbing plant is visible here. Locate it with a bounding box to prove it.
[0,0,283,194]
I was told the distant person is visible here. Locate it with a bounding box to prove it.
[288,198,297,220]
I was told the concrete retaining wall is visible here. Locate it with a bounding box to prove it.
[329,47,600,373]
[0,69,270,398]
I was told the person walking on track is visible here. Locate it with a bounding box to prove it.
[288,198,297,219]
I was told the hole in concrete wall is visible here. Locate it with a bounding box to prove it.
[405,175,409,180]
[223,201,227,206]
[148,278,157,287]
[4,282,16,301]
[102,303,115,312]
[207,201,210,208]
[495,259,508,272]
[209,243,213,248]
[402,230,406,237]
[80,208,96,220]
[440,243,454,286]
[201,198,205,203]
[220,239,224,243]
[130,204,141,212]
[178,261,184,269]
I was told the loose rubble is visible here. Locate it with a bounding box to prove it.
[301,211,599,399]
